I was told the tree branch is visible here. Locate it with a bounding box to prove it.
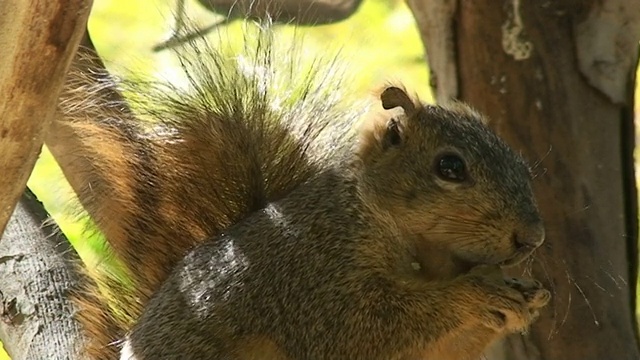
[405,0,458,101]
[0,189,85,360]
[0,0,92,234]
[197,0,363,25]
[575,0,640,104]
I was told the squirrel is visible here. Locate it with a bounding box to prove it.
[48,19,549,360]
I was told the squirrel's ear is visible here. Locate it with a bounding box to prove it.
[357,85,417,163]
[357,114,405,164]
[380,86,417,115]
[381,118,403,150]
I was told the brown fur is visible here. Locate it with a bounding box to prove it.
[51,22,549,360]
[124,83,549,358]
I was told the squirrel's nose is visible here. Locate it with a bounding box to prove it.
[513,221,545,251]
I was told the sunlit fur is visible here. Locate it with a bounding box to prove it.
[54,22,360,359]
[357,89,543,279]
[53,20,548,360]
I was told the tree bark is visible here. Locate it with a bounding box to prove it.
[154,0,364,51]
[197,0,363,25]
[0,190,85,360]
[408,0,640,359]
[0,0,93,357]
[0,0,92,235]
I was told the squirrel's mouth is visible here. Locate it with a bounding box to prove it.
[449,249,535,277]
[498,247,537,268]
[412,253,477,281]
[450,256,477,274]
[411,243,537,280]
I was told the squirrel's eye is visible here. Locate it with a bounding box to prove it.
[436,154,466,182]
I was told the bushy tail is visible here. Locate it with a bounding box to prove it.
[51,20,361,359]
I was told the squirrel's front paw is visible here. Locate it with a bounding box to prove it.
[465,266,550,333]
[505,277,551,310]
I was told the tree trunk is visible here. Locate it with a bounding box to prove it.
[0,0,92,235]
[408,0,640,359]
[0,0,93,357]
[0,190,85,360]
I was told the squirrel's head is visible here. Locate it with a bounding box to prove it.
[356,85,544,278]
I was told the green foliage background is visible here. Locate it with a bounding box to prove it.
[0,0,430,358]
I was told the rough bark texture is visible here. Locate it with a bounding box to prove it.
[406,0,458,101]
[197,0,363,24]
[0,190,85,360]
[409,0,640,359]
[0,0,92,235]
[153,0,365,51]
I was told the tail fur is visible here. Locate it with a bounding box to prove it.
[52,21,361,359]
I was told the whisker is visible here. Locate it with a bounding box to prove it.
[520,255,535,278]
[424,229,491,236]
[564,261,599,327]
[600,268,622,290]
[531,144,553,172]
[549,290,571,340]
[526,253,563,340]
[566,204,592,215]
[608,260,628,286]
[531,167,548,180]
[437,215,491,227]
[584,275,612,296]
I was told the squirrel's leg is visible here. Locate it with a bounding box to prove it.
[367,267,550,360]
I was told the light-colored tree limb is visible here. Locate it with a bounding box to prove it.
[575,0,640,105]
[0,190,85,360]
[405,0,458,102]
[0,0,92,235]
